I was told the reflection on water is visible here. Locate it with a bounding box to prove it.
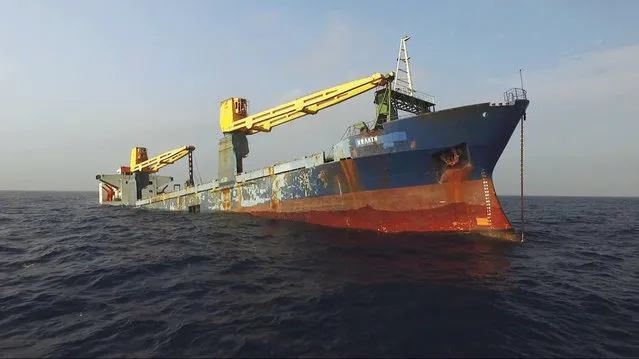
[4,192,638,358]
[261,218,516,291]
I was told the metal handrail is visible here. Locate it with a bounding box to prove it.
[393,86,436,104]
[504,88,527,104]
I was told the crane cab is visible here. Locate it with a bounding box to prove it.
[130,147,149,171]
[220,98,249,133]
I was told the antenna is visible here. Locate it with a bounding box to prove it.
[393,36,414,96]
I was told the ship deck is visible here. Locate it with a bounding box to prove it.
[135,151,331,207]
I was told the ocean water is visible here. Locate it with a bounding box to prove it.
[1,191,638,358]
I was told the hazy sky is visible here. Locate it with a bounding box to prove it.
[1,0,637,196]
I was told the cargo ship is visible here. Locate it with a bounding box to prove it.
[95,37,529,241]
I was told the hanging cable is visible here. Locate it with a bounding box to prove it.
[519,69,526,243]
[520,111,525,243]
[194,154,203,185]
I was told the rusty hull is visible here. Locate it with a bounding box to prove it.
[135,99,529,241]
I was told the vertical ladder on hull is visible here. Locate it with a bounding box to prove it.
[393,36,415,96]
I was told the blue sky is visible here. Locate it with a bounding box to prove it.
[1,0,638,196]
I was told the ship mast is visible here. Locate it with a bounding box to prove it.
[393,36,415,96]
[371,35,436,128]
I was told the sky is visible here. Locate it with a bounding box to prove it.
[0,0,638,196]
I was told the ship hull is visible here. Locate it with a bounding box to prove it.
[246,178,515,240]
[110,99,529,241]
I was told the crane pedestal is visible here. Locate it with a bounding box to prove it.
[218,131,249,187]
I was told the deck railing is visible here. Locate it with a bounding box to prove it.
[504,88,527,104]
[393,86,436,104]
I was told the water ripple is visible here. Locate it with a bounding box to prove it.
[0,192,638,357]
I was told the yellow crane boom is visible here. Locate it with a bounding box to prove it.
[130,145,196,173]
[219,72,395,134]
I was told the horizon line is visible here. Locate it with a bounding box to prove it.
[0,189,637,199]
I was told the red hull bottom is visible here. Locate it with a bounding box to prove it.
[241,178,518,242]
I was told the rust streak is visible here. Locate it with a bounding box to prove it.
[319,169,328,188]
[222,188,231,211]
[236,184,243,210]
[339,158,362,193]
[271,177,281,212]
[441,163,474,183]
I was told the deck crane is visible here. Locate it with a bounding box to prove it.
[219,72,395,134]
[96,145,197,205]
[216,72,396,185]
[129,145,196,185]
[130,145,195,173]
